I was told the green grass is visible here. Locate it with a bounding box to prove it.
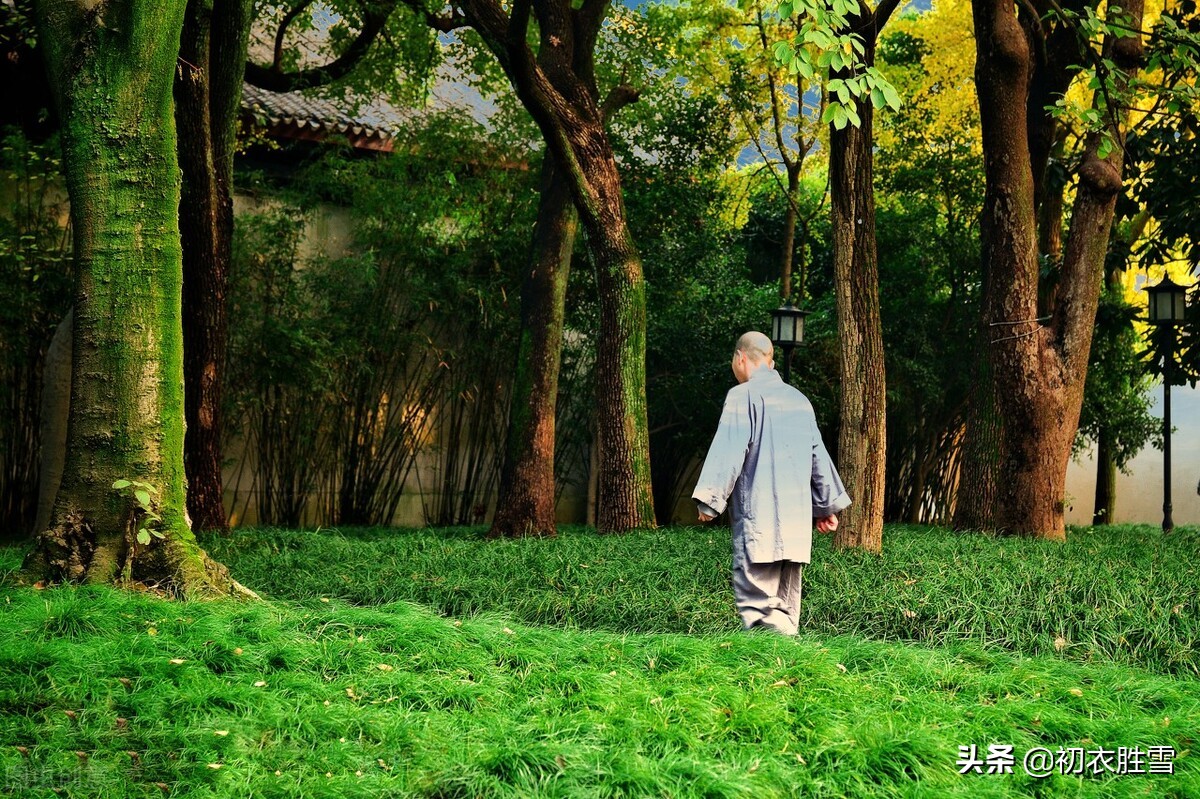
[196,524,1199,677]
[1,524,1197,798]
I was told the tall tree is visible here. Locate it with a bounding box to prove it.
[971,0,1145,539]
[776,0,903,552]
[488,158,577,537]
[415,0,655,532]
[825,0,902,553]
[175,0,252,532]
[21,0,243,595]
[177,0,407,531]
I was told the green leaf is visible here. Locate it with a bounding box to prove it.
[773,41,794,64]
[832,105,849,130]
[151,529,166,539]
[881,81,902,111]
[820,104,839,124]
[845,103,861,127]
[137,530,151,546]
[135,490,152,507]
[1097,135,1114,160]
[112,479,132,489]
[871,87,887,108]
[777,1,794,19]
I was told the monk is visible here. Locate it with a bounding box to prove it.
[693,331,850,635]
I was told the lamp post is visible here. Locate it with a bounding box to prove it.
[770,302,809,384]
[1144,275,1189,534]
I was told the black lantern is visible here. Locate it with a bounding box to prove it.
[1146,274,1188,324]
[1143,274,1192,534]
[770,302,809,383]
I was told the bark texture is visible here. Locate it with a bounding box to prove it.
[827,2,900,553]
[20,0,245,597]
[176,0,252,533]
[489,158,577,538]
[971,0,1144,539]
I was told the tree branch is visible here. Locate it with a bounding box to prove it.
[273,0,316,71]
[872,0,903,35]
[600,82,639,124]
[245,0,398,92]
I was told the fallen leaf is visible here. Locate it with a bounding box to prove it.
[214,730,229,737]
[555,755,566,769]
[320,598,330,603]
[16,746,29,757]
[902,609,917,619]
[116,717,128,729]
[127,751,140,762]
[155,783,169,792]
[376,664,394,672]
[356,770,364,777]
[1164,717,1171,727]
[147,628,158,636]
[75,751,88,760]
[323,700,332,706]
[1054,636,1068,651]
[749,759,760,774]
[903,579,917,585]
[119,677,133,689]
[1069,688,1084,697]
[233,647,243,656]
[207,763,222,770]
[452,620,462,627]
[502,627,514,635]
[169,658,185,665]
[64,710,78,720]
[836,664,847,673]
[275,770,282,776]
[719,642,731,649]
[1172,604,1184,615]
[254,681,267,688]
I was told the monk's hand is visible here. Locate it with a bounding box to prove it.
[698,511,716,524]
[816,515,838,534]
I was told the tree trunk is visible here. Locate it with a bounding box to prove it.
[489,157,577,538]
[587,211,656,532]
[780,162,801,301]
[20,0,245,597]
[953,353,1002,530]
[829,35,886,554]
[972,0,1143,540]
[1092,426,1116,525]
[176,0,251,533]
[454,0,655,532]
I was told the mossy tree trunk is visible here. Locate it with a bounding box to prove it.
[175,0,252,533]
[489,157,576,538]
[20,0,243,597]
[453,0,655,532]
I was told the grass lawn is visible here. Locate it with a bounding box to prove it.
[1,524,1197,797]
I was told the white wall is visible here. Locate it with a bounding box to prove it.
[1066,381,1200,525]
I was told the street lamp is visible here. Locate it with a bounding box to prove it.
[1144,274,1190,534]
[770,302,809,383]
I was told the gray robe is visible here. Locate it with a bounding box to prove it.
[692,368,851,564]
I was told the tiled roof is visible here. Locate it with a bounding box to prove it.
[239,83,406,152]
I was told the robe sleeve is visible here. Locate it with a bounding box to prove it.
[691,389,753,516]
[811,419,852,517]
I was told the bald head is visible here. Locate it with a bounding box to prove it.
[735,331,774,362]
[731,331,774,383]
